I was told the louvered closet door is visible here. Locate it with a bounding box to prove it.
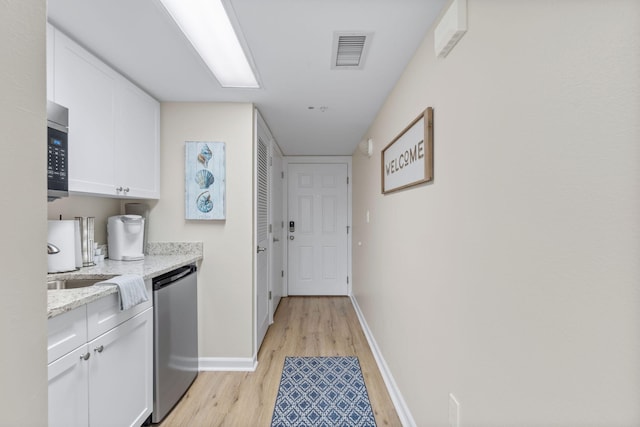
[256,135,269,349]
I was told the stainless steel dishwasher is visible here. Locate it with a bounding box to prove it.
[152,264,198,424]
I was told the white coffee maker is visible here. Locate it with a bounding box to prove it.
[107,215,145,261]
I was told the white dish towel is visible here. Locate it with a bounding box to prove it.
[96,275,148,311]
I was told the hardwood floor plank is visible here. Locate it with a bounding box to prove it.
[159,296,401,426]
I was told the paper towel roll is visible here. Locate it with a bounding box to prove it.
[48,220,77,273]
[73,219,83,269]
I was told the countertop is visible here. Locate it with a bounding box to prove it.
[47,242,203,318]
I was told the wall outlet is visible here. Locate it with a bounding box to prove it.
[449,393,460,427]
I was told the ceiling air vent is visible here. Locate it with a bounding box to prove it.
[331,32,373,70]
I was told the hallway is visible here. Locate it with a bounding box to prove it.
[159,297,400,426]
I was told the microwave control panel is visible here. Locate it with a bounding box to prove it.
[47,128,68,191]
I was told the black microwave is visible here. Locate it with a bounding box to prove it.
[47,101,69,201]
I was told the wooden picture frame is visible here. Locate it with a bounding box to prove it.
[381,107,433,194]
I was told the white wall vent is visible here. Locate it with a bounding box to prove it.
[434,0,467,58]
[331,32,373,70]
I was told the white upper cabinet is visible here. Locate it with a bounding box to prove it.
[49,24,160,199]
[53,28,118,196]
[114,81,160,199]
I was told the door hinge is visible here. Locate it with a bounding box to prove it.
[347,177,349,184]
[346,225,350,234]
[269,291,272,300]
[281,270,284,277]
[347,276,349,284]
[281,171,284,179]
[270,156,273,166]
[269,224,272,233]
[281,221,284,228]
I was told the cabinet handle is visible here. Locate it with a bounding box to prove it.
[80,352,90,361]
[94,345,104,353]
[123,187,130,193]
[116,186,123,192]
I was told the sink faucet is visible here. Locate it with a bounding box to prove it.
[47,243,60,254]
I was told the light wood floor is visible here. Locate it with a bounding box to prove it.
[159,296,401,426]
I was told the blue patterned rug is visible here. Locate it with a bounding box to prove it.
[271,356,377,427]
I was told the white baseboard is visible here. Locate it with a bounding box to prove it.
[198,356,258,371]
[350,295,417,427]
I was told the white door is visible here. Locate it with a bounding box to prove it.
[256,131,270,349]
[270,148,284,321]
[287,163,349,295]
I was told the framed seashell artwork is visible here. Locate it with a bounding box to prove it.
[185,141,226,220]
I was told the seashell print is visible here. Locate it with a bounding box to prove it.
[196,191,213,213]
[194,169,214,189]
[197,144,213,167]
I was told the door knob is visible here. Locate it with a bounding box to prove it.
[289,235,295,240]
[257,246,267,253]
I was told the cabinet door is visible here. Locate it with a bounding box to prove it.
[48,345,90,427]
[114,81,160,199]
[54,29,117,196]
[89,308,153,427]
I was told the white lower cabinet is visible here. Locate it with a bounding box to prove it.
[89,309,153,427]
[48,288,153,427]
[48,345,90,427]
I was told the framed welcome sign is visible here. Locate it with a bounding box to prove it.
[381,107,434,194]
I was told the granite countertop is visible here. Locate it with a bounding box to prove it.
[47,242,203,318]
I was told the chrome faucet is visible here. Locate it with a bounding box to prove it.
[47,243,60,254]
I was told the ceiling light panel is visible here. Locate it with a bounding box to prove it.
[159,0,259,88]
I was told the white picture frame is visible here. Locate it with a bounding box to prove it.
[185,141,226,220]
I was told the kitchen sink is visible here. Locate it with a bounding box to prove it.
[47,279,99,290]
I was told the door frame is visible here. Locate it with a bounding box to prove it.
[283,156,353,296]
[269,142,284,322]
[254,109,287,357]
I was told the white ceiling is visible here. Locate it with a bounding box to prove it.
[47,0,447,155]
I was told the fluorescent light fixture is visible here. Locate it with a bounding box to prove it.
[159,0,259,88]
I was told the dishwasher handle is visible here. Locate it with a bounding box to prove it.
[153,264,196,290]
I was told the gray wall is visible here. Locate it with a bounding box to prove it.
[352,0,640,425]
[0,0,48,425]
